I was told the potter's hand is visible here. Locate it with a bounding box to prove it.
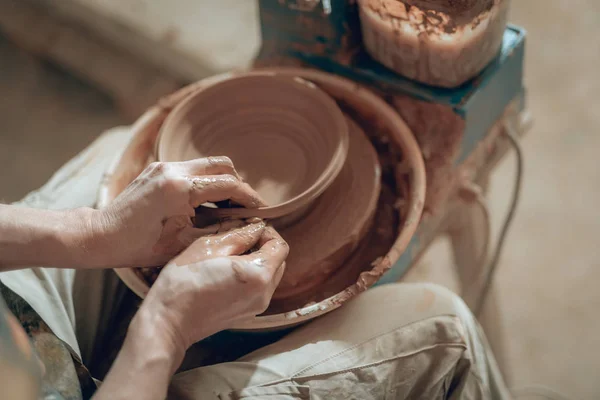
[138,221,288,352]
[0,157,264,272]
[93,223,287,400]
[95,157,266,268]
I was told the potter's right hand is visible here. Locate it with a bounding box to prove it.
[90,157,266,269]
[92,222,287,400]
[134,221,288,354]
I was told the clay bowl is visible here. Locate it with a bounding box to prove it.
[272,115,381,300]
[98,68,425,331]
[157,73,350,221]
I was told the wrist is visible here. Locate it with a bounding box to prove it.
[92,301,184,400]
[59,207,107,268]
[128,304,186,374]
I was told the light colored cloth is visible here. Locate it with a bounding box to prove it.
[1,127,132,363]
[0,128,510,399]
[171,283,511,400]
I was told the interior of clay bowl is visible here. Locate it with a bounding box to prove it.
[157,73,349,220]
[98,68,425,332]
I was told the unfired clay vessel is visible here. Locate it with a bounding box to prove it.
[358,0,510,88]
[273,116,381,299]
[158,73,349,221]
[97,67,426,331]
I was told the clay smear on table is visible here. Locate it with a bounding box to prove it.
[358,0,509,87]
[391,94,465,214]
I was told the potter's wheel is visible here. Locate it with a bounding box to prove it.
[98,67,426,331]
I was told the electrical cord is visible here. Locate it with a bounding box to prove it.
[456,180,491,281]
[473,194,491,272]
[474,121,523,317]
[464,123,570,400]
[473,122,572,400]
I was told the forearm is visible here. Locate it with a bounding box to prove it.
[92,307,185,400]
[0,204,100,271]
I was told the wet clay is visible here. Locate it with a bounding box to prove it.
[98,67,426,331]
[267,184,398,314]
[358,0,509,87]
[136,219,255,286]
[391,94,465,214]
[157,73,349,220]
[272,116,381,300]
[368,0,495,27]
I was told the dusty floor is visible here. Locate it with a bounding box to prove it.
[405,2,600,399]
[0,1,598,399]
[496,2,599,397]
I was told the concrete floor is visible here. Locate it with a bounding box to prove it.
[407,2,600,399]
[0,1,598,399]
[495,2,599,397]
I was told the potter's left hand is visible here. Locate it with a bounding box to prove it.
[92,157,266,268]
[0,157,265,271]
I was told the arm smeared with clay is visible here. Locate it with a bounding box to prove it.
[0,156,265,271]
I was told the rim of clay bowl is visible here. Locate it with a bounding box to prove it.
[98,68,426,331]
[156,72,350,220]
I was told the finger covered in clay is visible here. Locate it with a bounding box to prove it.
[137,219,286,286]
[188,175,267,210]
[172,220,267,266]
